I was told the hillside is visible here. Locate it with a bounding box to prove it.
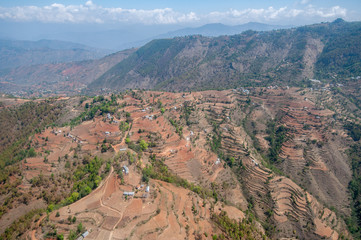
[0,39,111,70]
[2,83,361,239]
[90,19,361,91]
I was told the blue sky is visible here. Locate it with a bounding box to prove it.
[0,0,359,26]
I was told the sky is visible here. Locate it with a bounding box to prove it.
[0,0,359,26]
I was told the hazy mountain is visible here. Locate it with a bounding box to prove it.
[0,20,291,50]
[117,22,292,51]
[0,48,135,94]
[156,22,291,38]
[40,25,183,50]
[90,19,361,91]
[0,21,181,50]
[0,39,112,69]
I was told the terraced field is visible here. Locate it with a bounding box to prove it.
[10,88,353,239]
[34,166,246,240]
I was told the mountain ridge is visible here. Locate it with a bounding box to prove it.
[89,20,361,92]
[156,22,292,39]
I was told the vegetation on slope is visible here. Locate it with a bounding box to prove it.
[347,144,361,238]
[0,209,44,240]
[0,100,63,167]
[70,94,119,126]
[265,121,289,164]
[212,211,266,240]
[345,121,361,238]
[315,19,361,78]
[90,20,361,92]
[1,153,108,239]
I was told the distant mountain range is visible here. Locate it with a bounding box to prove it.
[0,48,135,94]
[0,21,291,50]
[90,19,361,91]
[0,22,290,71]
[0,39,111,69]
[120,22,291,50]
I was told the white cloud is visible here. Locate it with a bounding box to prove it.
[204,5,346,24]
[0,1,347,25]
[308,6,347,18]
[0,1,198,24]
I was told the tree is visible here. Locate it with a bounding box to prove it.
[101,143,108,153]
[119,121,129,132]
[77,222,84,233]
[229,157,235,166]
[80,185,91,197]
[139,140,149,151]
[27,147,36,157]
[47,204,54,213]
[68,192,79,203]
[68,230,77,240]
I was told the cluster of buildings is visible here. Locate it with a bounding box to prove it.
[141,106,152,112]
[67,133,83,144]
[144,115,154,120]
[238,87,250,94]
[121,165,150,199]
[52,129,62,135]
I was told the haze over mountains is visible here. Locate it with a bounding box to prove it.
[91,19,361,92]
[157,22,291,38]
[0,21,290,51]
[1,19,360,96]
[0,39,112,70]
[0,21,293,95]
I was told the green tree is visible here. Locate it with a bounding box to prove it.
[101,143,108,153]
[139,140,149,151]
[68,230,77,240]
[69,192,79,203]
[47,203,55,213]
[80,185,91,197]
[27,147,36,157]
[77,222,84,234]
[119,121,130,132]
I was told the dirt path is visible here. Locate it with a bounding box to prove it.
[210,167,223,182]
[30,215,46,240]
[97,170,123,240]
